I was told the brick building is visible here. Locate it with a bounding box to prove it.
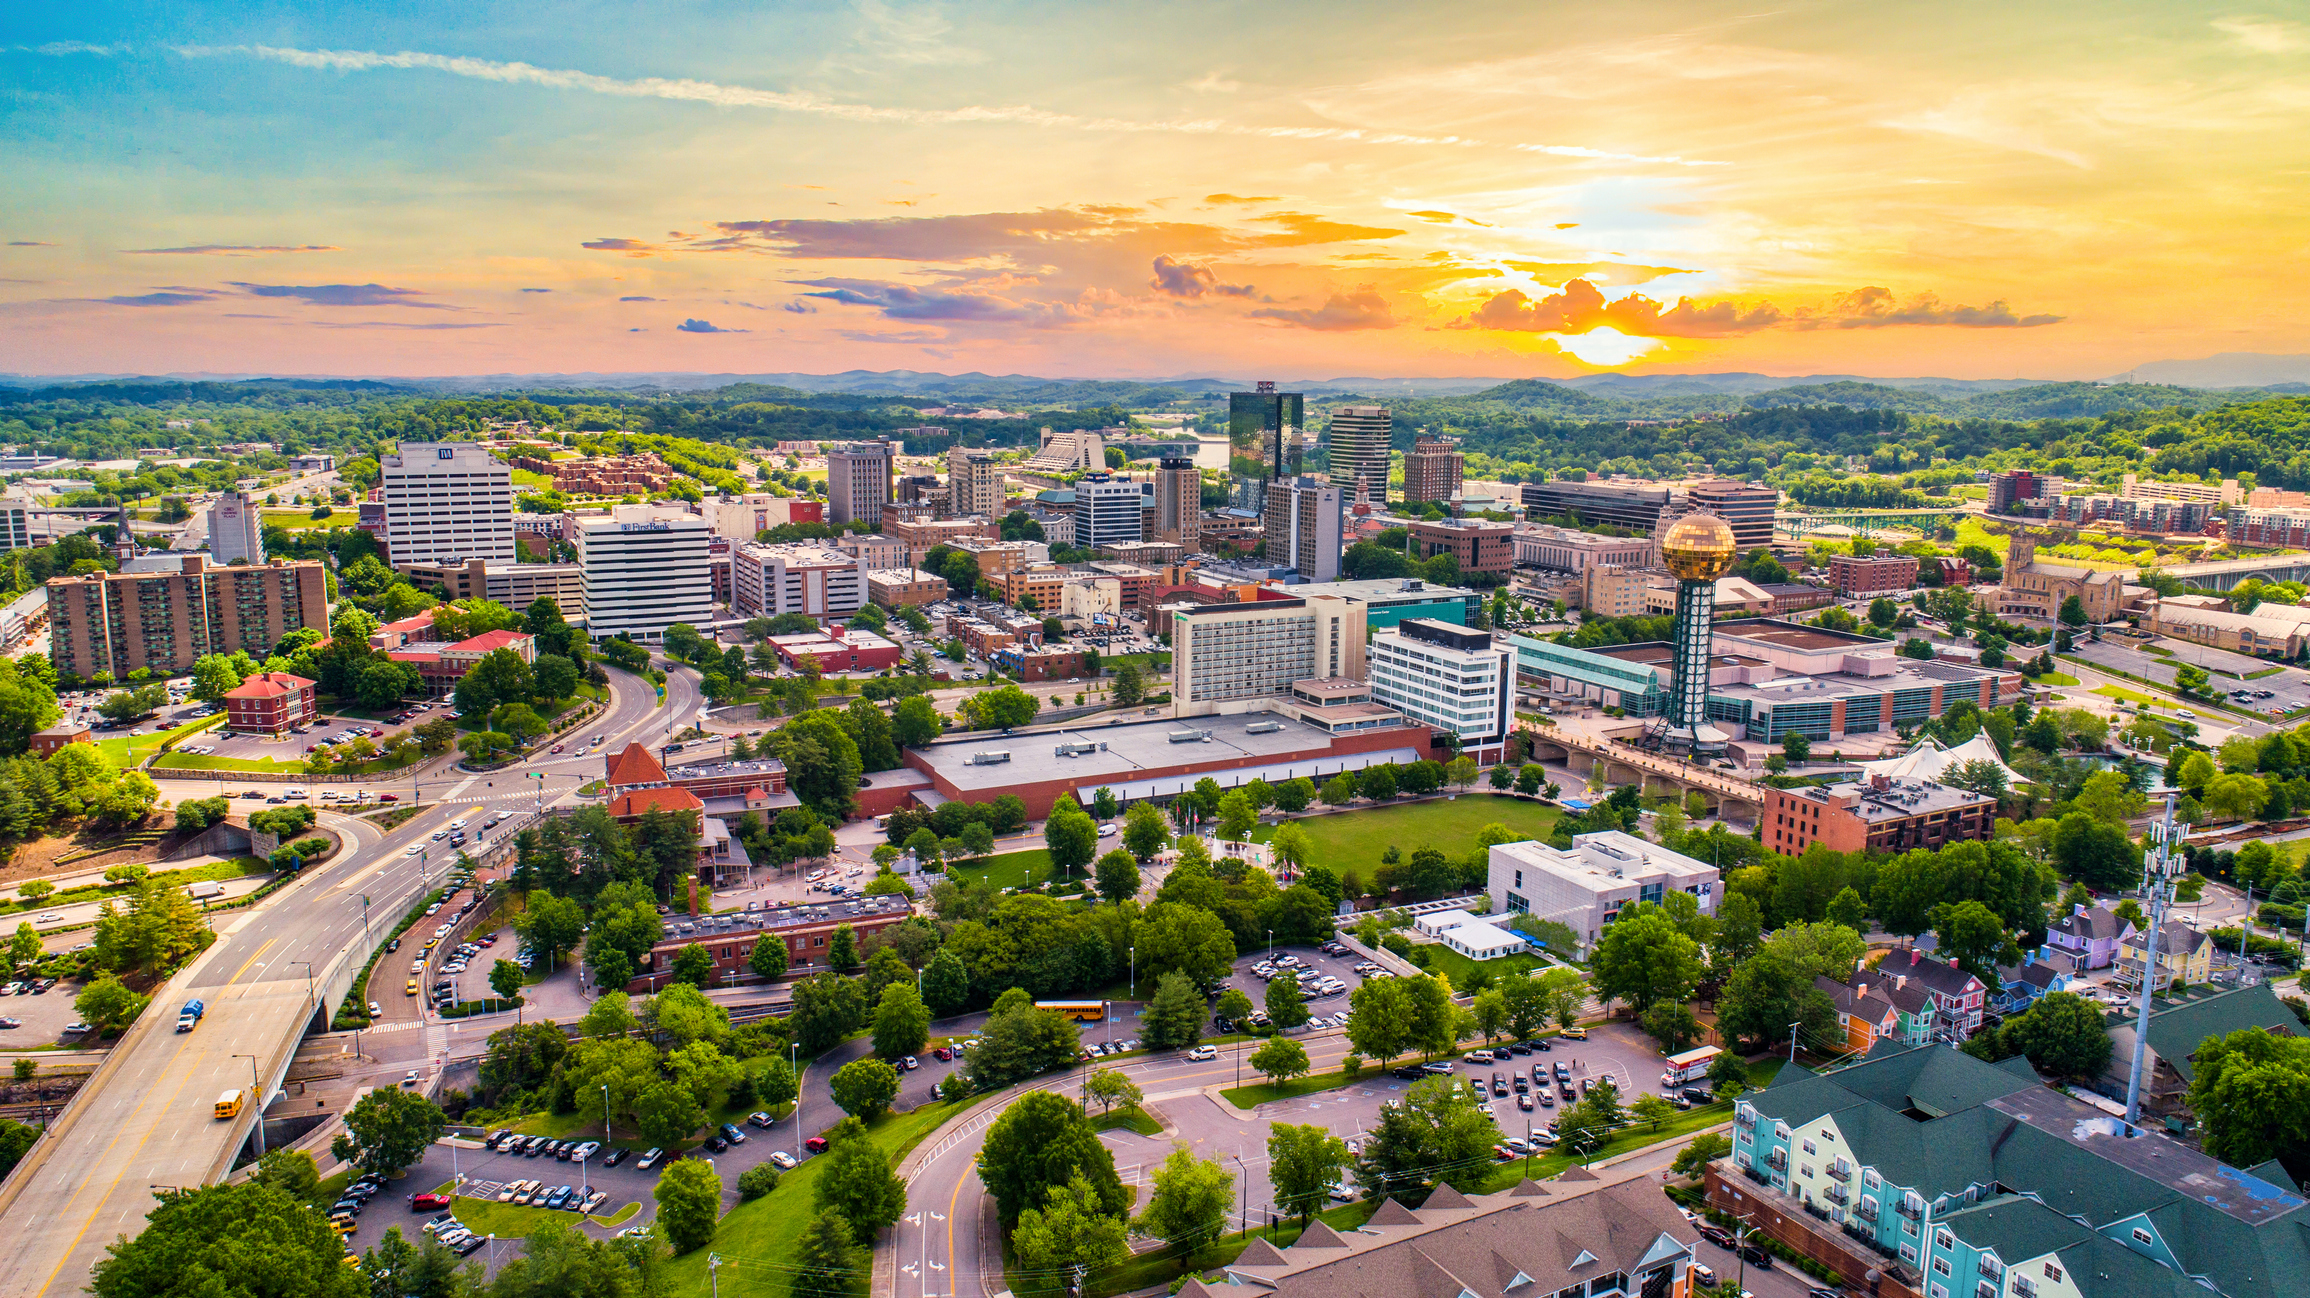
[991,646,1098,681]
[866,568,948,608]
[1826,552,1920,598]
[507,452,672,496]
[766,626,902,673]
[628,895,913,991]
[46,557,330,681]
[1400,433,1465,506]
[1765,774,1995,855]
[224,671,319,737]
[386,628,539,696]
[1408,518,1515,578]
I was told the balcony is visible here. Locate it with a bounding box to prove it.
[1895,1201,1923,1221]
[1766,1152,1789,1173]
[1823,1183,1849,1206]
[1827,1164,1852,1183]
[1734,1110,1757,1131]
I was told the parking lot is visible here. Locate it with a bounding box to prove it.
[2068,636,2310,718]
[0,972,95,1042]
[330,1135,677,1269]
[1211,942,1370,1029]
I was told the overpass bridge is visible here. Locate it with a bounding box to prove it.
[2162,554,2310,592]
[1776,505,1975,537]
[1517,719,1768,824]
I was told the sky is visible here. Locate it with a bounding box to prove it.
[4,2,2307,381]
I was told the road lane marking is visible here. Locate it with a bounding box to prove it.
[225,938,278,986]
[37,1038,206,1297]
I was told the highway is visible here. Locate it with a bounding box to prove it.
[0,663,695,1297]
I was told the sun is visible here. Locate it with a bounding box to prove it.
[1548,328,1663,366]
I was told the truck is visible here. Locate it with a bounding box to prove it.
[175,998,206,1033]
[185,880,227,902]
[1661,1045,1722,1087]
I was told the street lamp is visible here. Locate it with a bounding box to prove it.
[231,1053,266,1156]
[290,960,314,1007]
[791,1041,802,1164]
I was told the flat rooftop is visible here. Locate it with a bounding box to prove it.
[1715,619,1889,651]
[651,893,910,949]
[1271,577,1477,604]
[911,710,1364,795]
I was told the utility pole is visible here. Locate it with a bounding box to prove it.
[232,1053,265,1156]
[2124,794,2188,1130]
[708,1253,720,1298]
[1787,1020,1802,1065]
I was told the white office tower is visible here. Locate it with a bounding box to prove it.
[946,446,1005,519]
[206,491,264,565]
[381,442,515,566]
[1326,406,1393,503]
[1367,618,1512,764]
[827,439,894,527]
[1076,474,1145,548]
[574,505,712,642]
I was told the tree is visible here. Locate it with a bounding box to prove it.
[653,1157,722,1253]
[843,698,901,772]
[976,1090,1129,1225]
[1589,903,1702,1015]
[1121,800,1170,863]
[1672,1131,1733,1179]
[1706,1051,1752,1098]
[2000,990,2115,1079]
[670,942,715,987]
[2204,772,2271,823]
[487,958,524,1004]
[1355,1073,1498,1197]
[1471,987,1509,1042]
[1215,791,1257,842]
[1112,661,1145,706]
[872,982,931,1061]
[578,991,639,1041]
[1933,899,2018,982]
[778,711,866,822]
[1641,1003,1704,1053]
[1141,970,1206,1050]
[1044,800,1099,881]
[794,1206,868,1297]
[330,1085,445,1176]
[1268,1122,1353,1226]
[816,1118,907,1244]
[73,975,149,1032]
[1093,849,1141,906]
[1131,901,1236,987]
[1555,1077,1626,1157]
[1248,1036,1310,1087]
[2052,811,2139,892]
[246,1146,321,1201]
[1346,976,1411,1066]
[1132,1144,1233,1268]
[1715,953,1839,1055]
[749,931,791,981]
[755,1056,800,1110]
[189,653,246,702]
[89,1181,367,1298]
[1090,786,1119,820]
[634,1080,707,1148]
[668,1039,744,1109]
[1264,974,1311,1031]
[827,921,860,974]
[514,891,585,970]
[920,947,970,1018]
[1090,1062,1145,1113]
[1633,1092,1679,1132]
[825,1057,900,1122]
[1826,887,1869,935]
[1011,1172,1132,1285]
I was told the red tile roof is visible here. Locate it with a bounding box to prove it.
[607,787,705,818]
[386,651,442,664]
[224,671,314,700]
[451,629,534,654]
[606,742,668,788]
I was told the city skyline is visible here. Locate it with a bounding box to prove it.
[4,3,2304,379]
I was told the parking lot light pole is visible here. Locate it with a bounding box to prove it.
[791,1042,802,1163]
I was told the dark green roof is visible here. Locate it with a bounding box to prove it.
[2138,982,2298,1083]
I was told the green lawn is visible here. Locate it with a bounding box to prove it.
[662,1101,960,1294]
[2029,671,2080,686]
[152,751,318,774]
[2091,683,2161,706]
[1099,651,1172,673]
[1250,796,1562,873]
[1411,944,1552,990]
[95,712,227,770]
[1221,1060,1374,1109]
[947,847,1056,891]
[1088,1104,1162,1136]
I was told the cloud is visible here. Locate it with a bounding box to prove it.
[7,241,56,247]
[1455,279,1780,338]
[2213,16,2308,52]
[1456,279,2058,337]
[1248,290,1396,332]
[181,45,1728,164]
[583,237,661,256]
[1405,210,1492,227]
[1503,260,1695,287]
[711,209,1106,260]
[837,328,948,344]
[1247,212,1404,245]
[852,0,984,66]
[1791,286,2063,330]
[229,281,448,308]
[794,277,1083,327]
[306,321,506,330]
[18,42,121,56]
[1205,194,1281,205]
[521,287,553,293]
[125,244,340,256]
[96,291,219,307]
[1148,255,1256,300]
[629,328,646,332]
[782,301,819,314]
[676,317,745,333]
[618,295,658,302]
[1880,95,2093,168]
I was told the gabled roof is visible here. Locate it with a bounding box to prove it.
[448,628,533,654]
[606,787,705,819]
[1890,948,1984,996]
[2131,982,2299,1084]
[2048,903,2135,943]
[1997,961,2063,992]
[1816,973,1901,1026]
[606,742,668,788]
[224,671,314,699]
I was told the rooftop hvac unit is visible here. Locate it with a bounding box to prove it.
[1168,729,1214,744]
[1245,721,1284,734]
[1053,741,1108,757]
[968,750,1013,765]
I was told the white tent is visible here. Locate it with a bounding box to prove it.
[1439,921,1529,961]
[1857,732,2028,787]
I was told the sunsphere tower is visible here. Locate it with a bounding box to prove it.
[1652,511,1739,754]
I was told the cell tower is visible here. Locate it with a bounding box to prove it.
[2121,793,2189,1128]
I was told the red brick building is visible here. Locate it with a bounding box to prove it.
[766,626,902,674]
[225,672,319,737]
[993,646,1098,680]
[1766,774,1995,855]
[29,724,91,756]
[386,628,538,696]
[627,894,914,992]
[1408,518,1515,578]
[1826,552,1920,598]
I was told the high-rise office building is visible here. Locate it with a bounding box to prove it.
[826,439,894,527]
[1075,474,1145,549]
[1264,476,1343,582]
[1402,434,1465,506]
[1228,381,1305,513]
[206,491,264,565]
[1326,406,1393,503]
[573,506,713,642]
[1152,457,1201,549]
[1171,593,1358,715]
[1367,618,1513,764]
[381,442,515,567]
[945,445,1004,519]
[1684,479,1778,552]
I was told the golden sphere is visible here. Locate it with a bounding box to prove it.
[1660,512,1738,581]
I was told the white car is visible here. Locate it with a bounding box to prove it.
[1097,823,1117,837]
[1185,1045,1218,1062]
[404,845,423,857]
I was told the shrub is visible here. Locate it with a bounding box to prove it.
[738,1163,780,1202]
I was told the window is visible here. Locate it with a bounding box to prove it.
[1930,1286,1948,1298]
[1802,1140,1817,1156]
[1774,1122,1790,1139]
[1900,1244,1918,1264]
[2130,1228,2153,1247]
[2042,1264,2062,1283]
[1936,1230,1955,1250]
[1933,1257,1952,1278]
[1864,1170,1882,1190]
[1978,1256,2003,1282]
[2012,1280,2035,1298]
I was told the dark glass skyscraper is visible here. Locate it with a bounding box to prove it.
[1228,381,1304,514]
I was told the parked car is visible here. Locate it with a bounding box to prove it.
[770,1150,798,1170]
[719,1123,747,1145]
[409,1193,452,1212]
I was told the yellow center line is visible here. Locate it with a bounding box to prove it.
[224,937,278,986]
[37,1038,205,1296]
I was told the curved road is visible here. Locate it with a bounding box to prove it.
[0,664,692,1297]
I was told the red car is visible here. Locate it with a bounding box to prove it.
[805,1136,828,1154]
[933,1046,953,1062]
[409,1193,452,1211]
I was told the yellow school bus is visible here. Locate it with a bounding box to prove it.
[214,1088,244,1119]
[1034,1000,1106,1022]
